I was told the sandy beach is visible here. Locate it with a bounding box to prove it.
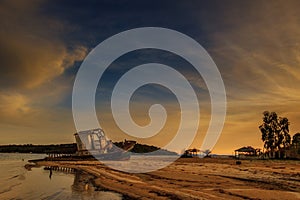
[29,158,300,200]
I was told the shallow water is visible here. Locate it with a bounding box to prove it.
[0,153,122,200]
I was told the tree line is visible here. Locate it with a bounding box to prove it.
[259,111,300,158]
[0,142,178,155]
[0,144,77,154]
[114,142,177,155]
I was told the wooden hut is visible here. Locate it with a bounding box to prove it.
[181,148,200,157]
[234,146,258,158]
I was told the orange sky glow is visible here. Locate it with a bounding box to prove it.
[1,1,300,154]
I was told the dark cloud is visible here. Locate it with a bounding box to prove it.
[0,0,87,89]
[1,0,300,153]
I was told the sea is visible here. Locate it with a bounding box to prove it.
[0,153,122,200]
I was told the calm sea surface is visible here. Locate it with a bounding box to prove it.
[0,153,122,200]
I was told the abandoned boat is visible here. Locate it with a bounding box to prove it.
[73,128,136,160]
[29,128,136,162]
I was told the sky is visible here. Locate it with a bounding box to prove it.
[1,0,300,154]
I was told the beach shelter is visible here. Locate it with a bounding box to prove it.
[234,146,257,158]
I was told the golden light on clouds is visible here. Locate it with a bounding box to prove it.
[0,93,30,116]
[1,0,300,154]
[0,0,86,144]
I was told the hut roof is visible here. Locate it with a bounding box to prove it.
[185,148,200,153]
[235,146,256,153]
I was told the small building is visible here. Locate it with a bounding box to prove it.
[181,148,200,158]
[234,146,259,158]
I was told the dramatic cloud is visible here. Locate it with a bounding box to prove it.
[0,93,31,118]
[199,1,300,153]
[1,1,300,154]
[0,0,87,89]
[0,0,87,143]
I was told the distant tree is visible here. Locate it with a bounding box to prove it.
[279,117,291,150]
[259,111,277,157]
[292,133,300,148]
[259,111,291,158]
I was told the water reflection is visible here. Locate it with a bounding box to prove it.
[43,166,122,200]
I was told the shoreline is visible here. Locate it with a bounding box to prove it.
[28,158,300,200]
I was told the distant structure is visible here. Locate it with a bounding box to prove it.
[74,128,136,159]
[234,146,260,158]
[181,148,200,158]
[74,128,109,156]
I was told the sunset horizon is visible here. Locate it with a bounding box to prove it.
[1,1,300,199]
[1,1,300,155]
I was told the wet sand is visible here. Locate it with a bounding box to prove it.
[32,158,300,200]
